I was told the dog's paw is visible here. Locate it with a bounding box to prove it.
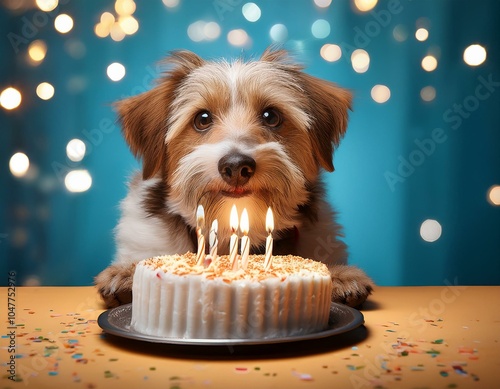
[94,263,136,308]
[329,265,374,308]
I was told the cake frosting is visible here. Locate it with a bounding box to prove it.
[131,253,333,339]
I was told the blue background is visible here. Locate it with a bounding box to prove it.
[1,0,499,287]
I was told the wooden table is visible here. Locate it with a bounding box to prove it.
[1,286,499,388]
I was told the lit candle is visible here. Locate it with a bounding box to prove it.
[240,208,250,270]
[209,219,218,259]
[229,204,239,270]
[195,205,205,266]
[264,207,274,271]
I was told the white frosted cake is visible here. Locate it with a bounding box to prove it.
[131,253,333,339]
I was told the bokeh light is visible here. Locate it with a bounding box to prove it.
[188,20,221,42]
[23,276,41,286]
[64,39,86,59]
[242,3,261,22]
[351,49,370,73]
[95,23,109,38]
[228,29,250,47]
[420,86,436,102]
[66,139,86,162]
[204,22,221,40]
[9,152,30,178]
[36,82,55,100]
[101,11,115,25]
[67,75,88,94]
[28,40,47,63]
[371,84,391,103]
[115,0,136,15]
[314,0,332,7]
[392,24,408,42]
[188,21,205,42]
[463,44,487,66]
[420,219,442,242]
[119,15,139,35]
[107,62,126,81]
[320,44,342,62]
[353,0,378,12]
[487,185,500,206]
[421,55,438,72]
[415,28,429,42]
[65,170,92,193]
[269,24,288,43]
[162,0,179,7]
[0,87,22,110]
[36,0,58,12]
[54,14,74,34]
[311,19,331,39]
[110,23,126,41]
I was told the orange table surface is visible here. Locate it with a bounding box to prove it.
[1,286,499,389]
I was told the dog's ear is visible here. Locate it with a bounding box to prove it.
[299,74,352,172]
[115,51,204,179]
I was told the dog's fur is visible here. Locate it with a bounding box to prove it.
[95,49,374,308]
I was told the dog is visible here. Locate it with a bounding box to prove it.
[95,48,374,308]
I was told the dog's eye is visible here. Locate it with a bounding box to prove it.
[193,111,213,132]
[261,108,282,129]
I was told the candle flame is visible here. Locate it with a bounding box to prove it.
[209,219,218,247]
[266,207,274,233]
[240,208,249,235]
[196,204,205,229]
[230,204,238,232]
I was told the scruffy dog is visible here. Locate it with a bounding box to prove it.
[95,49,374,308]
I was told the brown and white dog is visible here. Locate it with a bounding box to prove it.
[95,49,374,308]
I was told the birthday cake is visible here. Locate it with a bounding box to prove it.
[130,253,333,339]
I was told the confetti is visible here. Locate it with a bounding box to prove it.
[426,349,441,357]
[292,369,314,381]
[298,373,313,381]
[452,365,468,376]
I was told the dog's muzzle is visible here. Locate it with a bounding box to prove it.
[218,152,256,187]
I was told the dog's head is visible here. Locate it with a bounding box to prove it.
[116,49,351,247]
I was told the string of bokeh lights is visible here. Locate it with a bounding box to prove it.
[2,0,498,245]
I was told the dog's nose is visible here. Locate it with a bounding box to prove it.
[218,153,256,186]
